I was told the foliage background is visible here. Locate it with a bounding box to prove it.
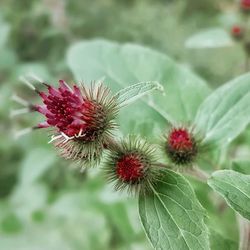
[0,0,248,249]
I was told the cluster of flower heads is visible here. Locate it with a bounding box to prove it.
[230,0,250,47]
[13,76,201,194]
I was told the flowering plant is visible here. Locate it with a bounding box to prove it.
[13,39,250,250]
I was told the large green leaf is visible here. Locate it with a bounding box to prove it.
[185,28,234,49]
[195,73,250,146]
[10,183,48,220]
[232,160,250,175]
[139,170,209,250]
[209,229,238,250]
[0,20,10,48]
[67,40,210,135]
[208,170,250,221]
[101,202,135,243]
[19,148,56,185]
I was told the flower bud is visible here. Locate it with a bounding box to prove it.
[165,127,198,166]
[241,0,250,12]
[231,25,244,40]
[105,136,159,194]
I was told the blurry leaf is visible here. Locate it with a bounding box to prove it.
[48,191,111,250]
[1,213,23,234]
[99,183,128,203]
[209,229,238,250]
[218,12,240,28]
[20,148,56,185]
[232,160,250,175]
[195,73,250,146]
[0,20,10,48]
[102,202,135,242]
[0,187,111,250]
[14,63,51,81]
[0,222,74,250]
[115,81,164,107]
[208,170,250,220]
[188,177,216,213]
[10,183,48,220]
[53,211,110,250]
[0,48,17,71]
[207,203,239,242]
[31,210,46,223]
[185,28,234,49]
[67,40,210,136]
[0,84,12,116]
[193,172,240,242]
[139,170,209,250]
[130,242,153,250]
[49,191,95,218]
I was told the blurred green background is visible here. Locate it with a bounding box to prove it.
[0,0,247,249]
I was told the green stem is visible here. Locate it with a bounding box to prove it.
[185,167,209,183]
[154,163,169,168]
[244,53,250,72]
[238,215,250,250]
[154,163,209,183]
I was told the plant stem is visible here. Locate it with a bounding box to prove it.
[154,163,209,183]
[238,214,250,250]
[154,163,169,168]
[185,167,209,183]
[245,53,250,72]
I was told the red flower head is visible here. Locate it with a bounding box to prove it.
[231,25,244,39]
[116,154,144,183]
[105,136,159,194]
[34,80,118,166]
[165,127,198,166]
[241,0,250,11]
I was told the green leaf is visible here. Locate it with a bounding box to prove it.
[232,160,250,175]
[19,148,56,185]
[67,40,210,135]
[208,170,250,220]
[0,20,10,48]
[185,28,234,49]
[209,229,238,250]
[195,73,250,146]
[1,213,23,234]
[102,202,135,243]
[139,170,210,250]
[14,63,52,83]
[115,81,164,107]
[0,49,17,71]
[10,183,48,220]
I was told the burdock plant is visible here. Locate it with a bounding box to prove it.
[12,39,250,250]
